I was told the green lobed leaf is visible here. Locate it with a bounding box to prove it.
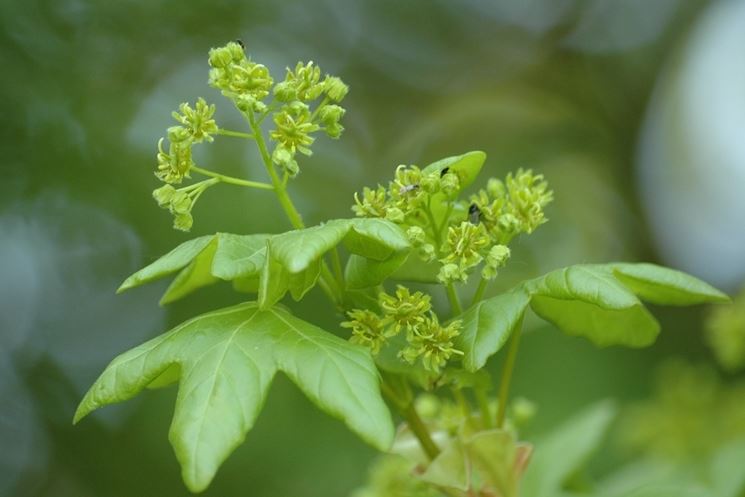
[456,263,727,371]
[521,401,617,497]
[118,233,270,304]
[74,303,394,493]
[259,218,409,308]
[525,265,660,348]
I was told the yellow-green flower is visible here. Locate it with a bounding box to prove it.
[379,286,432,333]
[353,186,388,218]
[171,98,218,143]
[208,41,273,109]
[400,314,463,372]
[341,309,393,355]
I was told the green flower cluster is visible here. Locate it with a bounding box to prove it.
[208,41,273,113]
[353,165,456,223]
[156,98,218,184]
[705,288,745,372]
[469,169,553,244]
[208,42,348,178]
[153,98,220,230]
[269,62,348,177]
[352,165,551,284]
[342,286,463,372]
[149,42,350,232]
[152,179,216,232]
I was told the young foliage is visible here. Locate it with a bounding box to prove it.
[456,263,728,371]
[259,218,409,308]
[118,233,270,303]
[74,302,393,492]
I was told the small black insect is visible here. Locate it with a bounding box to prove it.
[440,167,450,177]
[235,39,245,49]
[468,203,482,224]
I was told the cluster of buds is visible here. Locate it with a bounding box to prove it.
[353,165,460,224]
[269,61,348,177]
[208,41,273,113]
[469,169,553,245]
[151,181,213,232]
[352,164,551,285]
[155,98,218,185]
[153,98,220,230]
[150,42,351,231]
[342,286,463,373]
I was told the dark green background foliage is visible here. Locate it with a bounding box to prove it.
[1,1,743,496]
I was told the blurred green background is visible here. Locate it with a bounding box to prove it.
[2,0,744,496]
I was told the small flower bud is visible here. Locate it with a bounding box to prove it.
[152,185,176,208]
[482,244,511,280]
[208,44,238,68]
[385,207,405,223]
[324,75,349,102]
[272,145,300,177]
[167,126,191,143]
[273,81,297,102]
[173,212,193,232]
[437,263,463,284]
[318,104,345,126]
[406,226,426,246]
[440,172,460,197]
[418,243,436,262]
[170,191,192,214]
[420,172,440,193]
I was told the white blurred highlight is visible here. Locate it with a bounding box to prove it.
[638,0,745,291]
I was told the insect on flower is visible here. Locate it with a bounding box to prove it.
[468,203,482,224]
[399,183,420,196]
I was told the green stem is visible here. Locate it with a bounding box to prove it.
[215,128,254,139]
[475,388,493,429]
[310,96,331,121]
[247,111,305,229]
[472,276,489,306]
[191,166,274,190]
[496,320,523,428]
[402,403,440,460]
[246,109,343,307]
[380,376,440,460]
[330,247,345,289]
[452,388,475,430]
[446,283,463,316]
[424,202,462,317]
